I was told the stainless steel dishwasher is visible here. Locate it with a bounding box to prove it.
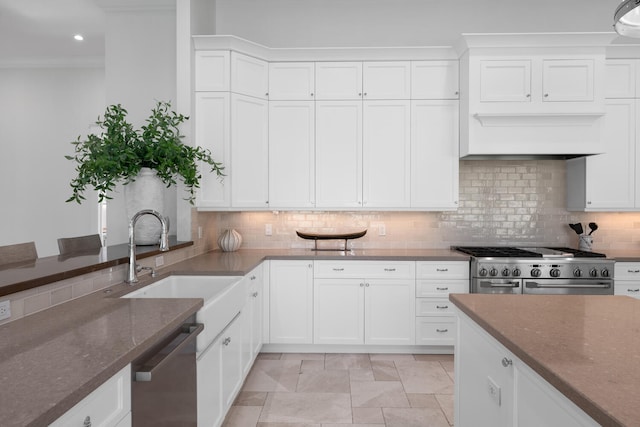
[131,318,203,426]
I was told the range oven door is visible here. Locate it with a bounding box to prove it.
[524,279,613,295]
[472,278,522,294]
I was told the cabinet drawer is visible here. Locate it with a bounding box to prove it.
[50,365,131,427]
[314,261,415,279]
[416,318,456,345]
[416,298,455,316]
[416,261,469,279]
[614,283,640,298]
[416,280,469,297]
[614,262,640,280]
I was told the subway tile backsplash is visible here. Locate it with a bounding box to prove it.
[199,160,640,252]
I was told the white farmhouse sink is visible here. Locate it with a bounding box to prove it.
[122,275,244,353]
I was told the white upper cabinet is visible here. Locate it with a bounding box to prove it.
[362,61,411,99]
[411,100,459,209]
[195,92,231,208]
[315,62,363,100]
[411,60,459,99]
[315,100,363,208]
[541,59,595,102]
[269,101,316,208]
[195,50,230,92]
[268,62,315,100]
[478,59,532,103]
[362,100,411,208]
[231,52,269,99]
[605,59,638,98]
[230,94,269,208]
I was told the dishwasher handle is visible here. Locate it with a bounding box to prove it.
[135,323,204,382]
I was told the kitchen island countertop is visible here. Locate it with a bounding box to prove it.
[450,293,640,427]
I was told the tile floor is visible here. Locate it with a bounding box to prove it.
[222,353,455,427]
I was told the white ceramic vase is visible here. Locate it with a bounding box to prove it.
[124,167,166,245]
[218,229,242,252]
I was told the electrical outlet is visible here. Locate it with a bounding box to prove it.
[265,224,273,236]
[487,376,501,406]
[379,224,386,236]
[155,255,165,267]
[198,226,203,239]
[0,300,11,321]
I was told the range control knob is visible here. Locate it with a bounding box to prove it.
[502,268,511,276]
[512,268,521,277]
[479,268,488,277]
[531,268,541,278]
[589,268,598,277]
[550,268,561,278]
[573,268,583,278]
[489,268,498,277]
[601,268,610,278]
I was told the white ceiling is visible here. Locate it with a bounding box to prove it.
[0,0,105,65]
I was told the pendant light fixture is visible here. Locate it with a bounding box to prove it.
[614,0,640,37]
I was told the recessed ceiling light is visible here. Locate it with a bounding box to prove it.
[74,34,84,41]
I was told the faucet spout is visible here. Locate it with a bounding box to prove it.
[126,209,170,284]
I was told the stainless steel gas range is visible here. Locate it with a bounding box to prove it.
[453,246,614,295]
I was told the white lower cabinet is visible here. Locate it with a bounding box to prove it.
[456,309,599,427]
[415,261,469,345]
[49,365,131,427]
[269,260,314,344]
[313,261,415,345]
[614,262,640,298]
[242,264,264,375]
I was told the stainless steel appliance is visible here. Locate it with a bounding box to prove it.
[453,246,614,295]
[132,319,203,427]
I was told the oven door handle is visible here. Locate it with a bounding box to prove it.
[525,281,611,289]
[134,323,204,382]
[479,280,520,288]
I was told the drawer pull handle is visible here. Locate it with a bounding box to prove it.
[436,305,449,309]
[436,287,449,291]
[502,357,513,367]
[83,416,92,427]
[360,283,365,287]
[436,328,448,333]
[384,268,396,272]
[333,268,345,272]
[223,337,232,346]
[436,268,449,272]
[628,288,640,293]
[628,270,640,273]
[250,275,256,280]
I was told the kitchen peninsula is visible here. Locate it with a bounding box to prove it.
[451,293,640,427]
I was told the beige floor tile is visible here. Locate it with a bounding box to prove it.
[222,405,263,427]
[370,353,416,362]
[257,353,283,360]
[406,393,440,408]
[281,353,325,360]
[395,360,454,394]
[371,360,400,381]
[383,407,450,427]
[352,407,385,424]
[325,353,372,370]
[322,424,384,427]
[301,360,325,372]
[413,354,454,362]
[350,380,410,408]
[259,392,352,424]
[234,391,268,406]
[297,369,351,393]
[242,360,302,392]
[350,368,375,382]
[440,360,454,379]
[257,423,321,427]
[436,394,455,426]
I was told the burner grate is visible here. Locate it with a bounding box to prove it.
[453,246,542,258]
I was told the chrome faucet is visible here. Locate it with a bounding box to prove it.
[126,209,170,283]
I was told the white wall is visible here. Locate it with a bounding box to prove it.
[215,0,618,47]
[0,67,105,257]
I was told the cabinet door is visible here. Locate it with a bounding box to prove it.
[314,279,365,345]
[479,59,532,102]
[315,101,363,208]
[197,338,223,427]
[605,59,637,99]
[411,60,460,100]
[365,279,415,345]
[269,101,315,208]
[195,50,230,92]
[231,94,269,208]
[269,62,315,100]
[362,61,411,99]
[411,100,459,209]
[195,92,231,208]
[269,260,314,344]
[315,62,363,100]
[362,100,411,208]
[221,314,243,410]
[231,52,268,99]
[583,99,636,210]
[542,59,594,102]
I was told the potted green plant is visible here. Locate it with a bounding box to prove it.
[66,100,224,205]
